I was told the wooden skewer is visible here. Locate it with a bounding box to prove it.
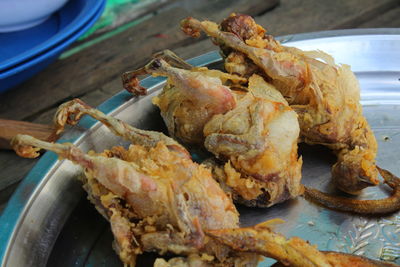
[0,119,56,150]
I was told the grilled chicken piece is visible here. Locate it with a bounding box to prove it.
[181,15,379,194]
[123,54,302,207]
[203,74,303,207]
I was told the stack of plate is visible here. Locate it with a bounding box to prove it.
[0,0,106,93]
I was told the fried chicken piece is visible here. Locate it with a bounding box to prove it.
[203,74,303,207]
[12,100,396,267]
[13,135,258,266]
[122,52,243,144]
[13,100,261,266]
[317,252,399,267]
[181,15,379,194]
[122,53,302,207]
[208,220,400,267]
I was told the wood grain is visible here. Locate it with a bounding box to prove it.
[358,6,400,28]
[253,0,399,36]
[1,0,397,124]
[0,0,279,122]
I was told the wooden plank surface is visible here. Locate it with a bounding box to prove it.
[358,6,400,28]
[1,0,400,213]
[254,0,399,35]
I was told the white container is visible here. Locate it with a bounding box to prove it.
[0,0,69,32]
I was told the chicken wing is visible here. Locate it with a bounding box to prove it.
[181,15,379,194]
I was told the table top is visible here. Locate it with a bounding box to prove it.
[1,0,400,214]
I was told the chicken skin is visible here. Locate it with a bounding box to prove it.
[203,74,302,207]
[122,52,243,144]
[123,54,303,207]
[13,99,259,266]
[181,15,379,194]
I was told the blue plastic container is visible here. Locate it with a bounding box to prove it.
[0,0,106,93]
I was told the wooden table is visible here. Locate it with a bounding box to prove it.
[1,0,400,214]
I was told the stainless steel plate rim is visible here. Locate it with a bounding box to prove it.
[1,28,400,266]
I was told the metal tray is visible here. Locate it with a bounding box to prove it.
[1,29,400,266]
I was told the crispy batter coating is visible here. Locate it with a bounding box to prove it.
[123,52,303,207]
[204,75,303,207]
[181,15,379,194]
[208,220,400,267]
[13,100,262,266]
[12,99,398,267]
[123,54,242,144]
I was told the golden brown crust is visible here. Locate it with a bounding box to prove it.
[220,13,265,42]
[203,75,303,207]
[181,15,379,194]
[12,99,398,266]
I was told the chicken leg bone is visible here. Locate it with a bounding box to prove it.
[54,98,190,158]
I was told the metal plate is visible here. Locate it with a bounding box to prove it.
[1,29,400,266]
